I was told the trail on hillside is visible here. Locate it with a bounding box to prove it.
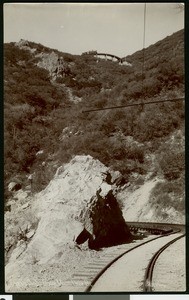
[118,179,160,222]
[118,178,184,224]
[51,80,82,104]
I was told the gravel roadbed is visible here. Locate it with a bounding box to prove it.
[91,233,183,292]
[152,236,185,291]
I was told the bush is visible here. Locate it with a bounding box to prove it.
[126,145,144,163]
[150,178,185,213]
[159,150,184,180]
[4,31,184,195]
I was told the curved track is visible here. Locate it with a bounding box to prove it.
[143,233,185,292]
[84,223,185,292]
[85,235,165,292]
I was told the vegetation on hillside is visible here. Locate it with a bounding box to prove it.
[4,30,184,203]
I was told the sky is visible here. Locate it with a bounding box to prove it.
[3,3,184,57]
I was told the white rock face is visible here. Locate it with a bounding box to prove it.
[36,51,59,74]
[6,155,127,266]
[5,155,131,292]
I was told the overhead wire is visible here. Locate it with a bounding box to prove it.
[81,5,184,176]
[82,3,184,114]
[83,3,181,114]
[141,3,147,110]
[82,98,184,113]
[82,3,148,114]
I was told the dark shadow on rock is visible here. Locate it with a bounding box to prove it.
[113,175,127,186]
[75,228,92,245]
[78,188,133,250]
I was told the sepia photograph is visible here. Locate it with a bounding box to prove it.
[4,2,185,293]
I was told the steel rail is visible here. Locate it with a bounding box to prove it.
[82,97,184,113]
[85,228,181,292]
[143,233,185,292]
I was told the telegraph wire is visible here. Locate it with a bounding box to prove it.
[81,4,185,114]
[82,98,184,113]
[61,4,184,115]
[141,3,147,109]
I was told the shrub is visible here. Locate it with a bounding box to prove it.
[4,31,184,195]
[150,178,185,213]
[159,150,184,180]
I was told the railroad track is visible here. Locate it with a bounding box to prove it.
[64,222,184,292]
[143,233,185,292]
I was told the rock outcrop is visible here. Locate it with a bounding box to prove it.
[5,155,131,291]
[35,51,59,75]
[6,155,131,265]
[30,155,131,256]
[15,39,36,53]
[35,51,71,79]
[8,182,22,192]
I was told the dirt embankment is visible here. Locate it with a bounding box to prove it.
[117,178,184,224]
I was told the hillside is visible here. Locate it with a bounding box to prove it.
[4,30,184,196]
[4,30,185,292]
[4,29,185,214]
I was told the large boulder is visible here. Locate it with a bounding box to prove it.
[7,155,131,264]
[29,156,131,257]
[5,155,132,291]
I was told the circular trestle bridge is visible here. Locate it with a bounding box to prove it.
[82,50,131,65]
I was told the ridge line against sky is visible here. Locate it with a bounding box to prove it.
[4,3,184,57]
